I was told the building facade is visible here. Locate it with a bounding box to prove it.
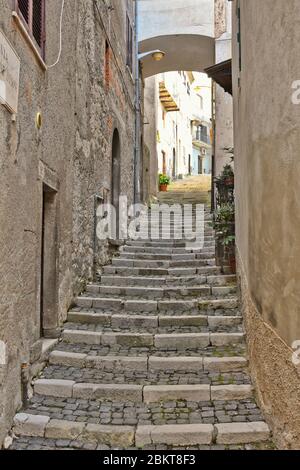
[232,0,300,448]
[143,71,212,196]
[214,0,234,176]
[0,0,136,445]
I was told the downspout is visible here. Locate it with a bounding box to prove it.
[134,0,141,204]
[211,81,216,212]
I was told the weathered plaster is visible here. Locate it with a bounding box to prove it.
[0,0,136,445]
[232,0,300,446]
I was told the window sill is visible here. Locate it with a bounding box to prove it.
[12,11,47,71]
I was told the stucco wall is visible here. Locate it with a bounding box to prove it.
[232,0,300,447]
[0,0,136,446]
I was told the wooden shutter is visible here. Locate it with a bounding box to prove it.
[16,0,45,56]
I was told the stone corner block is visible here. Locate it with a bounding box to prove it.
[150,424,214,445]
[135,426,153,447]
[34,379,75,398]
[49,350,87,368]
[14,413,50,438]
[211,384,253,401]
[84,424,135,447]
[215,422,270,444]
[45,419,86,440]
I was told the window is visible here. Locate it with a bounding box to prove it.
[16,0,45,57]
[126,14,133,72]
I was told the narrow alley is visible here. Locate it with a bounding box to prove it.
[11,183,272,450]
[1,0,300,458]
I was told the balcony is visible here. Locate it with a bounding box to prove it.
[159,81,180,112]
[193,129,211,149]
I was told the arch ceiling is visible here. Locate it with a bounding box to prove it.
[138,0,215,77]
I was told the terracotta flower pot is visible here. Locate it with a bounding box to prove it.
[159,184,168,192]
[225,177,234,187]
[229,252,236,274]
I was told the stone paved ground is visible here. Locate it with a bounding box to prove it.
[11,436,276,451]
[9,191,274,450]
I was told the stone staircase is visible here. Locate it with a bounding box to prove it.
[10,194,273,450]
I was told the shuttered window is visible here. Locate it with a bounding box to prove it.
[16,0,45,57]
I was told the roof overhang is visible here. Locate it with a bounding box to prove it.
[205,59,232,95]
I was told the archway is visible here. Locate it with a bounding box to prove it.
[139,35,215,78]
[138,0,215,78]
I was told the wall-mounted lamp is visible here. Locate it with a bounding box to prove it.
[138,50,166,62]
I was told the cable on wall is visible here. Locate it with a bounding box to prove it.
[47,0,65,69]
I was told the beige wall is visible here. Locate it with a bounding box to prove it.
[232,0,300,448]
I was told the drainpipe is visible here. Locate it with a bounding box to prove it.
[211,81,216,212]
[134,0,141,204]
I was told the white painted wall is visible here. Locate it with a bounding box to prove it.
[215,0,234,175]
[138,0,215,77]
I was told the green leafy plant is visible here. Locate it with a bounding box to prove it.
[222,234,236,247]
[222,164,234,178]
[159,174,171,185]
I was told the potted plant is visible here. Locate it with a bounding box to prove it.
[159,174,171,192]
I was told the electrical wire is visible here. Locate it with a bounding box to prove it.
[47,0,65,69]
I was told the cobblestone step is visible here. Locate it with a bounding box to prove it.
[12,414,270,447]
[121,246,215,254]
[111,259,216,269]
[62,329,245,348]
[9,436,276,450]
[9,195,272,451]
[67,312,243,330]
[49,351,248,373]
[98,274,235,287]
[55,342,247,359]
[40,364,250,387]
[75,297,239,313]
[126,240,209,247]
[103,266,222,276]
[118,253,214,261]
[32,379,254,403]
[84,285,237,299]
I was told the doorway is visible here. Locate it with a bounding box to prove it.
[111,129,121,237]
[198,155,203,175]
[188,154,191,174]
[162,151,167,175]
[40,184,58,338]
[172,148,176,179]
